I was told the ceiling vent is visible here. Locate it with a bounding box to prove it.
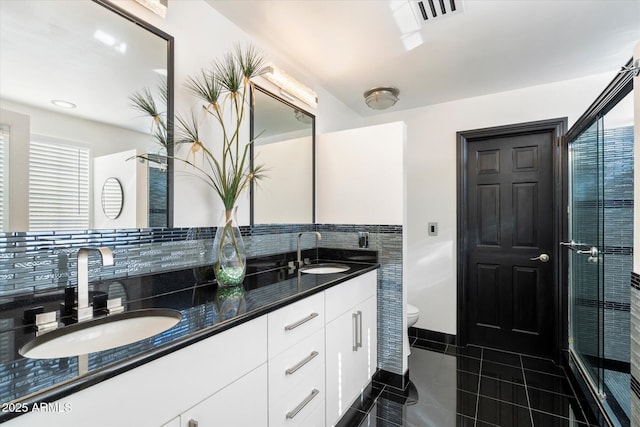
[415,0,463,22]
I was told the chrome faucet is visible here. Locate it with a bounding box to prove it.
[76,247,114,322]
[297,232,321,268]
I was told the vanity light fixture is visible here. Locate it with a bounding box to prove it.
[51,100,76,109]
[262,66,318,109]
[363,87,400,110]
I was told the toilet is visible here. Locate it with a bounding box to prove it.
[405,303,420,356]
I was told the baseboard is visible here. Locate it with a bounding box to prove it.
[409,327,457,345]
[373,368,411,392]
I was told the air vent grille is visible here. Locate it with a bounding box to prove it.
[416,0,462,21]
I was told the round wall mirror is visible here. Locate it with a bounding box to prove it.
[101,177,124,219]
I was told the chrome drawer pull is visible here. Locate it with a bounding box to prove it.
[352,312,358,351]
[286,351,319,375]
[357,310,363,349]
[284,312,318,331]
[286,389,319,419]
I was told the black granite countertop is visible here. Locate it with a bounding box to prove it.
[0,248,378,422]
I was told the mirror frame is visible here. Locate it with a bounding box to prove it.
[93,0,175,227]
[249,85,316,225]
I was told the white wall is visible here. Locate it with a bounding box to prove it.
[0,109,29,231]
[362,72,615,334]
[317,122,405,225]
[254,135,313,224]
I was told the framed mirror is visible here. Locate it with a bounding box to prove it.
[0,0,174,232]
[250,86,315,225]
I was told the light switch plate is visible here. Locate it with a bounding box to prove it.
[428,222,438,236]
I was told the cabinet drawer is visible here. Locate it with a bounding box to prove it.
[180,364,268,427]
[268,292,324,358]
[325,270,377,322]
[298,398,325,427]
[269,371,324,427]
[269,328,324,396]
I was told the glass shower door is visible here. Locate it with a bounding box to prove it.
[568,118,605,397]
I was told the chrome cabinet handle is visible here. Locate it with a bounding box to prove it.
[285,351,319,375]
[284,312,318,331]
[530,253,550,262]
[286,389,319,419]
[352,312,358,351]
[356,310,363,349]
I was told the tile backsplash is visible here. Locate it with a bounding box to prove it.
[0,223,404,374]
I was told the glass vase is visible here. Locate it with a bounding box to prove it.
[213,207,246,287]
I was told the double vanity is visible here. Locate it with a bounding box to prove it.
[0,247,379,427]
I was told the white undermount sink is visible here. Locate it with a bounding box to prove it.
[19,308,182,359]
[299,263,350,274]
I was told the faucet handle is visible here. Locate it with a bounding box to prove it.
[75,306,94,322]
[107,298,124,315]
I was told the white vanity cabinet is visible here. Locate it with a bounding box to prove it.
[324,270,378,427]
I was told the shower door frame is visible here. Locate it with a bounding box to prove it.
[563,57,635,427]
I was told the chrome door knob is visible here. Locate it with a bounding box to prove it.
[530,253,550,262]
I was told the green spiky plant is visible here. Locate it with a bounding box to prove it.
[130,43,268,286]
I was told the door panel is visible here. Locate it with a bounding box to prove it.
[512,183,538,247]
[512,266,538,334]
[478,184,500,245]
[476,264,500,327]
[466,132,554,356]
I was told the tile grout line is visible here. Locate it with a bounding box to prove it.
[520,354,536,427]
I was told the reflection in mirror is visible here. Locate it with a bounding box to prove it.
[101,178,124,220]
[251,86,315,225]
[0,0,173,232]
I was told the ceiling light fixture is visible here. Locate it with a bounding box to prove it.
[262,66,318,109]
[94,30,127,54]
[51,100,76,109]
[363,87,400,110]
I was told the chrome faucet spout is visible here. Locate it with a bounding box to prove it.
[297,232,322,268]
[76,247,114,322]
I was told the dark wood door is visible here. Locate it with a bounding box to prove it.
[465,132,555,356]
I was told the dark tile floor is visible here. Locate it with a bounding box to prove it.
[337,337,602,426]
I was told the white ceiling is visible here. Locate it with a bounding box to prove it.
[207,0,640,116]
